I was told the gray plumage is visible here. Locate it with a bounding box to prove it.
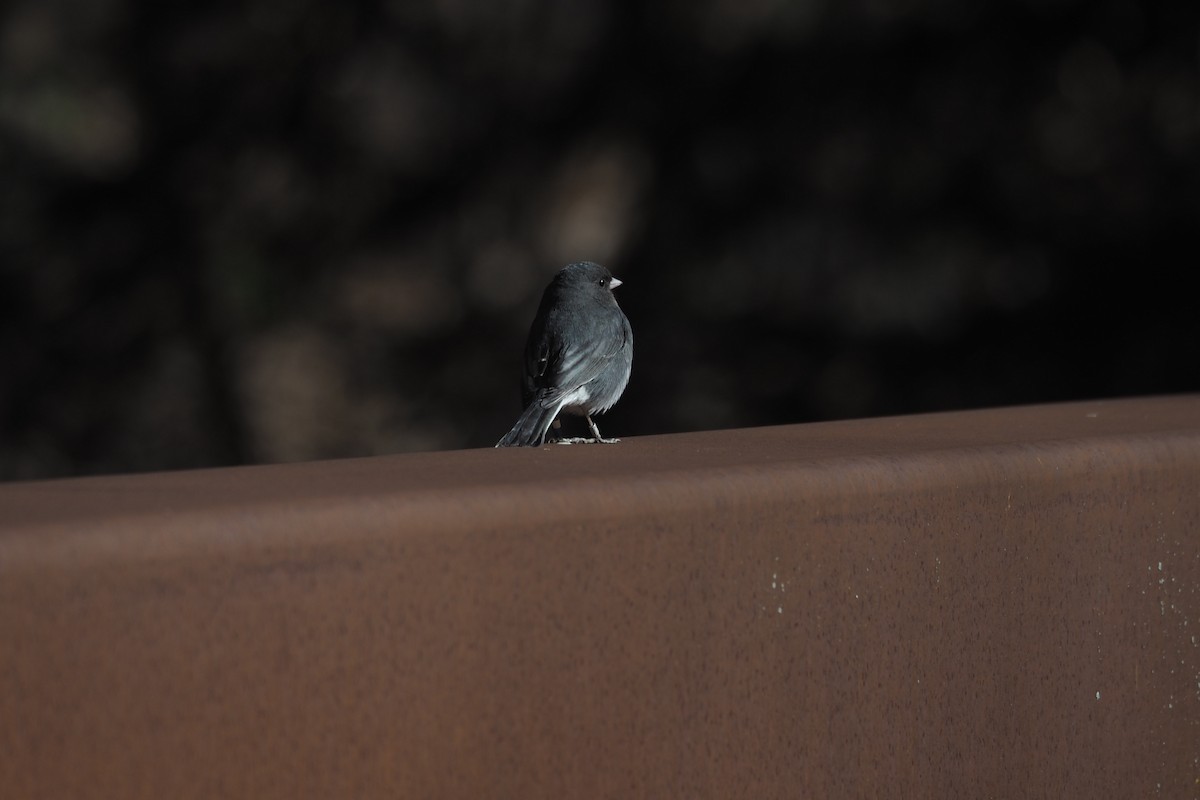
[496,262,633,447]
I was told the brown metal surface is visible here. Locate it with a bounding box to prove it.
[2,396,1199,798]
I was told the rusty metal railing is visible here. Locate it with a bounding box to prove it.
[2,396,1198,798]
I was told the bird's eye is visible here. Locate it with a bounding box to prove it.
[598,278,607,286]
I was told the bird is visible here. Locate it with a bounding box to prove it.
[496,261,633,447]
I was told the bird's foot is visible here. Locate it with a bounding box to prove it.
[553,436,620,445]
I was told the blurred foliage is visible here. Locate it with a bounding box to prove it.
[1,0,1198,479]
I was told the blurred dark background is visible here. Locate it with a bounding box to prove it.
[1,0,1198,481]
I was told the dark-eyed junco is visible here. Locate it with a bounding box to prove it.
[496,261,633,447]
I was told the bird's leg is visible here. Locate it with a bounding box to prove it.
[549,418,589,445]
[553,416,620,444]
[586,415,620,444]
[542,418,563,444]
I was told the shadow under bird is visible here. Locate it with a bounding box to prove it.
[496,262,633,447]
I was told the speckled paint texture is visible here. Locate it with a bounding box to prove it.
[1,396,1198,797]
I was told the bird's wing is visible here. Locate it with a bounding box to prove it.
[528,310,628,408]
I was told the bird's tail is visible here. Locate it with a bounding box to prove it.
[495,400,562,447]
